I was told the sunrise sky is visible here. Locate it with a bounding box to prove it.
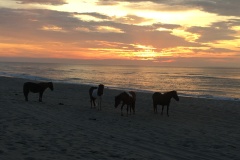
[0,0,240,67]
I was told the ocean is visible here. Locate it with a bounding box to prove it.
[0,62,239,101]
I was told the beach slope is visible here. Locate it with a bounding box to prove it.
[0,76,239,160]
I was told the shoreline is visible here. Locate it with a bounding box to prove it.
[1,75,239,102]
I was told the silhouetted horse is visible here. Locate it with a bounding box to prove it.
[23,82,54,102]
[115,91,136,116]
[89,84,104,110]
[152,91,179,116]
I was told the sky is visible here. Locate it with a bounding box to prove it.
[0,0,240,67]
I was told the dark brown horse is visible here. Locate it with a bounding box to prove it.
[115,91,136,116]
[89,84,104,110]
[23,82,54,102]
[152,91,179,116]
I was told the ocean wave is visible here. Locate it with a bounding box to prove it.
[0,72,53,82]
[179,93,239,101]
[1,62,239,101]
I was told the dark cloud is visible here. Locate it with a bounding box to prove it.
[192,47,237,54]
[96,0,120,5]
[15,0,67,5]
[97,0,240,17]
[189,0,240,17]
[187,19,240,42]
[152,23,180,30]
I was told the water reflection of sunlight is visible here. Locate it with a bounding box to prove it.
[3,62,238,99]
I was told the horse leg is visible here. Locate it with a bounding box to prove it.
[153,102,156,113]
[99,97,102,110]
[167,105,170,117]
[161,105,165,115]
[39,92,43,102]
[121,104,124,116]
[126,105,129,116]
[129,104,131,115]
[24,91,29,101]
[90,99,93,108]
[133,102,135,114]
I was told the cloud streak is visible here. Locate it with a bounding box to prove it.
[97,0,240,17]
[16,0,67,5]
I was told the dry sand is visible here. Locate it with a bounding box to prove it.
[0,76,239,160]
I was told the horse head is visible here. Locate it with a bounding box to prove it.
[48,82,54,91]
[97,84,104,96]
[172,91,179,101]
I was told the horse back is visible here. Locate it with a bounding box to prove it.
[23,82,42,93]
[122,92,135,105]
[152,92,170,105]
[152,92,162,99]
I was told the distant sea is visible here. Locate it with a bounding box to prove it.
[0,62,239,101]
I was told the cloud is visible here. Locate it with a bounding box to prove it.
[112,15,152,25]
[73,12,110,21]
[0,8,195,48]
[97,0,240,17]
[73,12,154,25]
[16,0,67,5]
[187,19,240,42]
[96,0,120,6]
[0,7,239,64]
[188,0,240,17]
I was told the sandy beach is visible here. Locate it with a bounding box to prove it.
[0,76,239,160]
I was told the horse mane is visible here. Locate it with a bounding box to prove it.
[48,82,54,90]
[164,90,177,95]
[124,91,132,98]
[115,92,128,101]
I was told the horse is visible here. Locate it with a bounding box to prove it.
[89,84,104,110]
[152,90,179,117]
[23,82,54,102]
[115,91,136,116]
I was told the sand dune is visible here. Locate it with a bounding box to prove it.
[0,76,239,160]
